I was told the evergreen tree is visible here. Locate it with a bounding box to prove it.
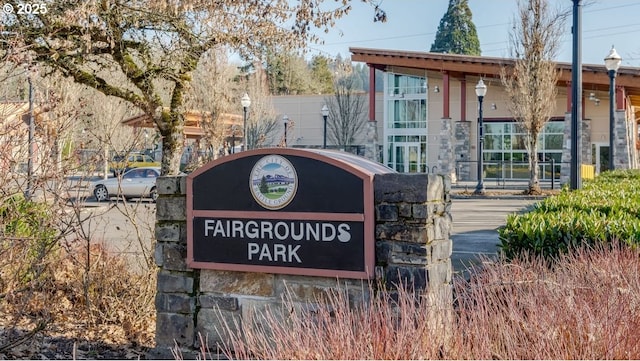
[351,63,384,92]
[260,176,269,194]
[265,49,313,95]
[309,55,335,94]
[430,0,481,55]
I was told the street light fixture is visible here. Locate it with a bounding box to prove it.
[282,114,289,147]
[240,93,251,151]
[604,46,621,171]
[321,105,329,149]
[474,79,487,195]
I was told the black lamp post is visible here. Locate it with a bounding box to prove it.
[230,125,237,154]
[604,46,621,171]
[321,104,329,149]
[570,0,583,190]
[240,93,251,151]
[474,79,487,195]
[283,114,289,147]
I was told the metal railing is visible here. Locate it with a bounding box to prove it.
[455,159,563,189]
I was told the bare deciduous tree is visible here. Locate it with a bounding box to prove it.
[3,0,385,175]
[185,48,237,164]
[501,0,568,194]
[243,65,282,150]
[325,73,367,150]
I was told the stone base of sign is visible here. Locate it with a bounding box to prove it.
[149,173,452,358]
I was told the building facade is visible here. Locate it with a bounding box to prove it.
[350,48,640,183]
[270,93,385,157]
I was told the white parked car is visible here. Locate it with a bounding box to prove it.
[92,167,160,202]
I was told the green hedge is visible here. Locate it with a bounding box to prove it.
[0,194,59,283]
[498,170,640,259]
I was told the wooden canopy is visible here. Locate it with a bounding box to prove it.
[122,111,243,139]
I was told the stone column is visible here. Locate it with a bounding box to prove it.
[454,121,471,181]
[365,120,379,163]
[437,118,455,182]
[373,173,452,303]
[581,119,592,167]
[614,109,630,169]
[561,115,590,184]
[150,175,195,359]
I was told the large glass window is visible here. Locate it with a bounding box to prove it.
[387,74,427,95]
[384,73,429,173]
[387,99,427,128]
[386,73,427,129]
[482,120,564,180]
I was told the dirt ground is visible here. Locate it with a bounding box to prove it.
[0,319,153,359]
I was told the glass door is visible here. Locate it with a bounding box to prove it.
[392,142,424,173]
[591,142,610,174]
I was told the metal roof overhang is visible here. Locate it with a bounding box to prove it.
[350,47,640,108]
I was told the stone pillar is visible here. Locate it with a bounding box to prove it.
[614,109,630,169]
[582,119,592,167]
[437,118,455,182]
[365,120,379,163]
[150,175,195,359]
[373,173,453,303]
[365,66,380,164]
[561,115,591,185]
[454,121,471,181]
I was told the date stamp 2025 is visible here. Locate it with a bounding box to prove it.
[2,3,48,15]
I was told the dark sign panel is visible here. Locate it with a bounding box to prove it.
[192,217,365,271]
[186,148,393,279]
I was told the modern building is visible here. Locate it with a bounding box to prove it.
[348,47,640,183]
[270,93,384,157]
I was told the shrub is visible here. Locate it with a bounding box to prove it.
[1,242,156,352]
[0,193,156,356]
[0,194,58,293]
[452,243,640,359]
[499,169,640,259]
[212,244,640,359]
[217,284,452,360]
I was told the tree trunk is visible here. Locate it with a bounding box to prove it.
[158,118,185,176]
[528,137,542,195]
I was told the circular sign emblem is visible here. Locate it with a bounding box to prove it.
[250,155,298,210]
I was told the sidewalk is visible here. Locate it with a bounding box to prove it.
[449,193,542,277]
